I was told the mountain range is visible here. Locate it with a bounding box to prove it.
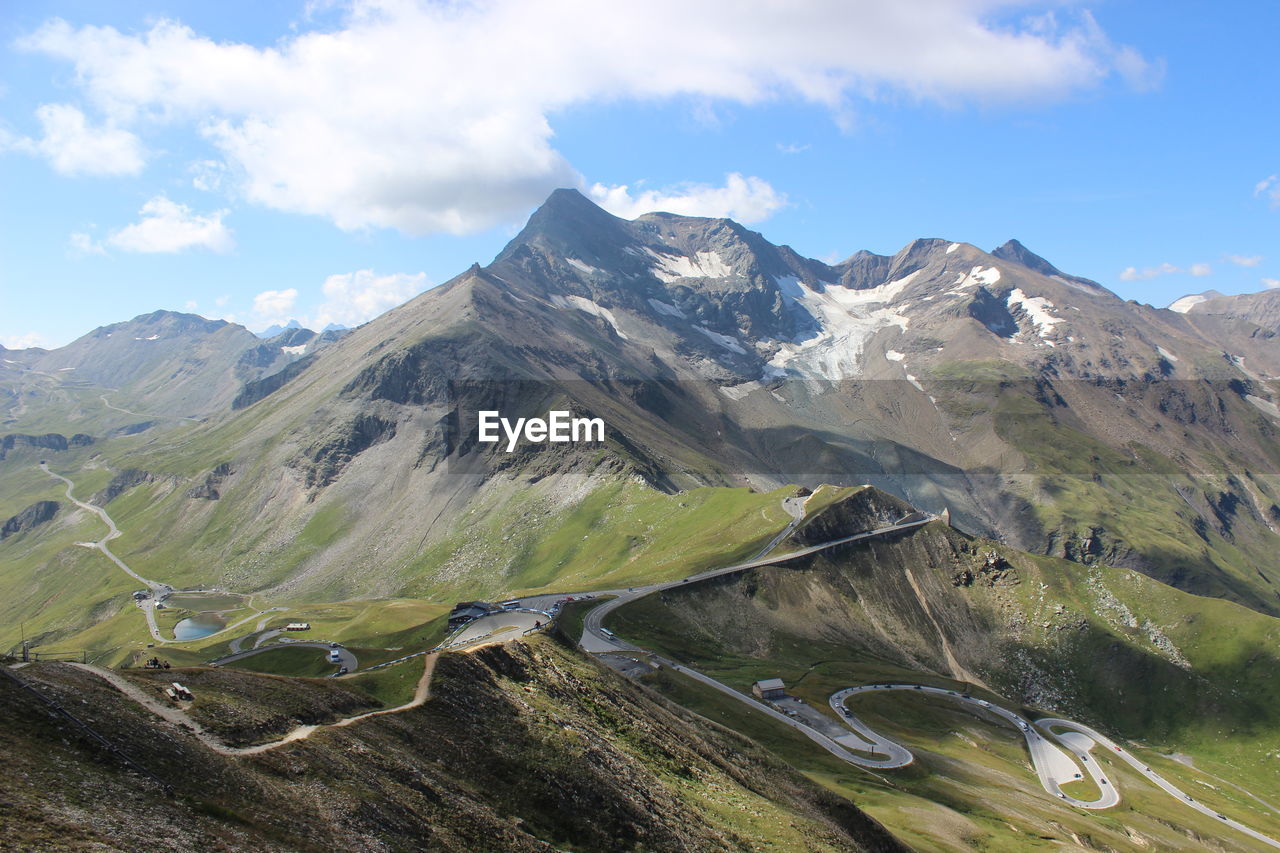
[10,188,1280,617]
[6,188,1280,851]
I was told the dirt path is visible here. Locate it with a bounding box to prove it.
[67,653,438,756]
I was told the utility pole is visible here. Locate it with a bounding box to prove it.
[20,621,29,663]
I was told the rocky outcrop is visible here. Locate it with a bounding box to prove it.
[297,414,398,488]
[91,469,153,505]
[791,486,917,546]
[0,500,59,540]
[0,432,92,459]
[233,355,315,409]
[186,463,232,500]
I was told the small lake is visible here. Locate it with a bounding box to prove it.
[173,613,226,641]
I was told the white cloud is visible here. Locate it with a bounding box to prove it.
[6,103,144,176]
[1226,254,1263,267]
[1264,278,1280,290]
[777,143,810,155]
[589,173,786,223]
[1119,261,1212,282]
[106,195,233,253]
[189,159,227,192]
[1256,175,1278,203]
[68,231,106,255]
[1,332,48,350]
[251,288,298,327]
[1119,262,1181,282]
[313,270,426,329]
[18,3,1152,235]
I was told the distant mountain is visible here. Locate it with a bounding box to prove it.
[256,319,303,339]
[1179,287,1280,332]
[0,310,344,426]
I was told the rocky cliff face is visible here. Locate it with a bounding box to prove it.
[0,500,59,540]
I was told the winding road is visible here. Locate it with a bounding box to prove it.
[831,684,1116,808]
[571,499,1280,849]
[41,461,281,646]
[1035,717,1280,849]
[43,461,164,593]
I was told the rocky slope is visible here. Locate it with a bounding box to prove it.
[0,638,905,852]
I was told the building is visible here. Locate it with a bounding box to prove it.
[449,601,493,628]
[284,622,311,631]
[751,678,786,700]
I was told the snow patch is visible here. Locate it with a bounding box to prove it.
[1006,288,1063,338]
[134,334,161,341]
[566,257,599,275]
[1156,345,1178,362]
[58,367,75,371]
[948,265,1002,295]
[885,350,905,362]
[1168,294,1208,314]
[550,294,629,340]
[696,325,747,355]
[766,274,914,380]
[281,344,307,355]
[644,248,734,282]
[1247,395,1280,418]
[647,298,686,319]
[946,242,960,254]
[905,373,924,392]
[720,381,762,400]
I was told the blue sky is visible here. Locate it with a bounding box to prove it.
[1,0,1277,348]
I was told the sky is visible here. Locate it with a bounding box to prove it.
[1,0,1277,349]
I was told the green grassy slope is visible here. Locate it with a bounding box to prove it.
[604,492,1280,851]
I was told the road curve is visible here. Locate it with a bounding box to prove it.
[831,684,1116,809]
[42,462,164,592]
[43,462,282,646]
[581,515,934,654]
[209,641,358,673]
[1035,717,1280,849]
[658,658,904,769]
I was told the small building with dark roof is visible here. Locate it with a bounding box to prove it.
[752,678,786,700]
[449,601,494,628]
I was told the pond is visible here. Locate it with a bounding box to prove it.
[173,612,226,641]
